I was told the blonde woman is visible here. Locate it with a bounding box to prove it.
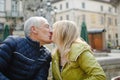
[52,20,106,80]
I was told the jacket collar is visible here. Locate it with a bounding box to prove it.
[53,42,92,62]
[25,36,41,49]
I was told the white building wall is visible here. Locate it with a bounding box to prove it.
[54,0,116,14]
[117,1,120,45]
[0,0,23,30]
[53,0,119,48]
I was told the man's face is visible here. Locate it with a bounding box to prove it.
[36,21,52,44]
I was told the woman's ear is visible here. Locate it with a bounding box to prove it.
[31,26,37,34]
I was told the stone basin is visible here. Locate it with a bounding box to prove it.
[94,53,120,80]
[111,76,120,80]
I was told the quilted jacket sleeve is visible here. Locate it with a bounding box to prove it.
[78,51,106,80]
[0,36,16,72]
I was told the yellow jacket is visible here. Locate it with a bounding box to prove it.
[52,42,106,80]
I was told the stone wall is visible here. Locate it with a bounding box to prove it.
[97,56,120,80]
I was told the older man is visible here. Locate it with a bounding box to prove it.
[0,17,52,80]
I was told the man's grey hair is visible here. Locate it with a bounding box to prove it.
[24,16,48,36]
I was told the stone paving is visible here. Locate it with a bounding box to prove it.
[94,52,120,80]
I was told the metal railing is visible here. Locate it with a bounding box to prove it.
[5,10,23,18]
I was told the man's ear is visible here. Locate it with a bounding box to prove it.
[31,26,37,34]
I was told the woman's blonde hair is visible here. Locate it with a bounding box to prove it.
[53,20,79,54]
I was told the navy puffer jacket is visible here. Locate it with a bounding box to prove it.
[0,36,51,80]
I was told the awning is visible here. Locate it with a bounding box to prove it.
[88,28,106,33]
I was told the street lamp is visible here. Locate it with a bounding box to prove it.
[37,0,57,26]
[51,6,57,23]
[47,0,51,7]
[39,8,43,16]
[36,0,57,49]
[23,0,57,26]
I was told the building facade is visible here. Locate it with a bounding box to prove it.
[52,0,119,50]
[117,1,120,48]
[2,0,118,50]
[12,0,58,37]
[0,0,23,41]
[110,0,120,48]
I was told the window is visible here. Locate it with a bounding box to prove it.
[11,0,18,16]
[12,0,18,12]
[0,23,4,41]
[66,2,69,9]
[100,6,103,11]
[60,4,62,10]
[108,17,112,25]
[108,34,111,42]
[115,19,117,26]
[60,16,63,20]
[116,33,118,46]
[116,40,118,46]
[115,8,117,13]
[82,2,85,9]
[66,15,69,20]
[0,0,5,12]
[100,16,104,25]
[115,33,118,38]
[108,7,112,13]
[0,23,4,31]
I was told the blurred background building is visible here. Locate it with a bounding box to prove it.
[110,0,120,49]
[52,0,118,51]
[0,0,24,41]
[0,0,120,51]
[1,0,120,79]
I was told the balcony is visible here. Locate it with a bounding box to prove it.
[0,12,6,17]
[5,10,23,18]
